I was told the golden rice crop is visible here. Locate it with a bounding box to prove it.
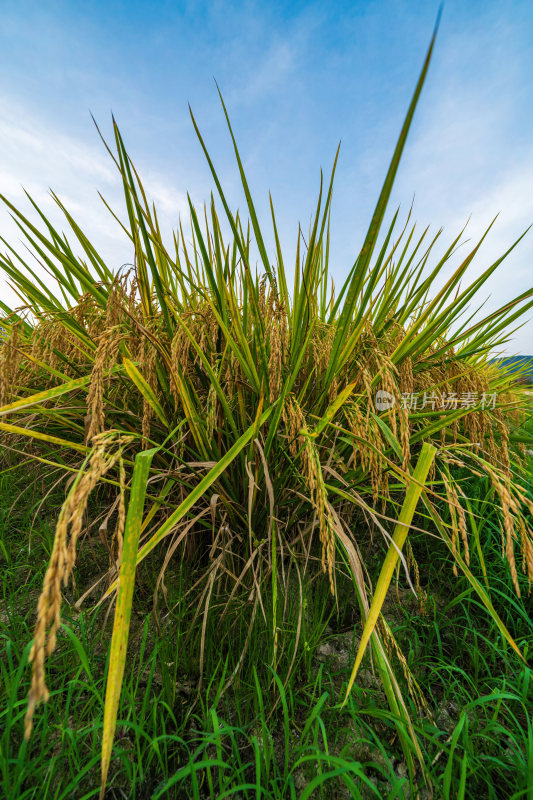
[1,27,532,794]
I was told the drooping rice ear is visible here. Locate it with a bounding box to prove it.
[25,432,132,739]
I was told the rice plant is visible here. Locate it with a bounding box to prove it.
[1,25,532,796]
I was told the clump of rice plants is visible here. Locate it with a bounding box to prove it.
[0,27,532,795]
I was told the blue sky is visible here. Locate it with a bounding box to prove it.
[1,0,532,353]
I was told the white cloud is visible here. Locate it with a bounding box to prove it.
[0,95,189,307]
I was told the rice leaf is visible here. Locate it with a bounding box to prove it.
[100,446,158,799]
[344,442,436,701]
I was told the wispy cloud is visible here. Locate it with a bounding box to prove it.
[0,95,189,304]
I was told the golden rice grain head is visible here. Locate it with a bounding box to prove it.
[489,471,521,596]
[378,617,431,718]
[303,434,335,593]
[224,350,242,400]
[455,485,470,567]
[267,303,284,399]
[443,474,459,577]
[311,323,335,381]
[398,355,414,395]
[170,324,191,404]
[258,274,268,319]
[24,433,131,739]
[282,394,306,460]
[518,516,533,585]
[206,380,218,441]
[196,303,219,363]
[498,416,511,476]
[406,539,427,613]
[265,278,278,329]
[85,325,122,443]
[113,455,127,568]
[128,275,140,316]
[344,403,367,471]
[0,322,22,405]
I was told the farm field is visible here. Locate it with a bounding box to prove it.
[1,13,533,800]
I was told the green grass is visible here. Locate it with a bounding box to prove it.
[1,464,532,799]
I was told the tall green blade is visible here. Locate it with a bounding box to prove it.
[343,442,436,701]
[100,446,158,799]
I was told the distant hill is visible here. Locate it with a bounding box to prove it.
[491,356,533,384]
